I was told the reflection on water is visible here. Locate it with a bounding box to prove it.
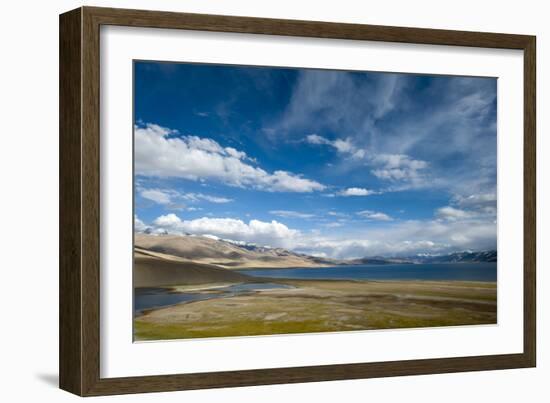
[134,282,292,315]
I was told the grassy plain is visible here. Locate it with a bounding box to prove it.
[134,279,496,341]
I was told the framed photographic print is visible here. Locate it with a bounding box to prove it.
[59,6,536,396]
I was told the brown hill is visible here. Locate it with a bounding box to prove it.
[134,249,252,287]
[134,233,335,269]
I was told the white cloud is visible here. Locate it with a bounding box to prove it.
[452,192,497,216]
[295,218,495,259]
[144,212,496,259]
[332,138,356,154]
[274,72,496,197]
[269,210,315,219]
[267,170,325,193]
[322,222,344,228]
[152,213,299,248]
[138,187,233,205]
[277,70,403,137]
[370,154,428,182]
[182,193,233,204]
[306,134,427,186]
[327,211,349,218]
[306,134,364,159]
[134,215,147,231]
[153,213,182,227]
[135,123,325,193]
[356,210,393,221]
[435,192,497,222]
[139,188,173,205]
[339,187,376,197]
[305,134,329,145]
[224,147,247,159]
[435,206,473,221]
[296,238,445,260]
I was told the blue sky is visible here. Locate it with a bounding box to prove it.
[134,61,497,259]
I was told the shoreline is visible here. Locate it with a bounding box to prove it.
[134,277,497,293]
[233,260,497,270]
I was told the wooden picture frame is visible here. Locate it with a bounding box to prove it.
[59,6,536,396]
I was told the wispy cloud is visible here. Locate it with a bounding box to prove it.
[435,206,473,221]
[370,154,428,183]
[182,193,233,204]
[275,70,405,137]
[134,64,497,258]
[139,188,173,205]
[306,133,428,188]
[306,134,365,159]
[356,210,393,221]
[274,71,496,199]
[435,190,497,223]
[269,210,316,219]
[137,187,233,209]
[338,187,377,197]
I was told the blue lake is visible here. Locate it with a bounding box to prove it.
[134,263,496,315]
[238,263,497,282]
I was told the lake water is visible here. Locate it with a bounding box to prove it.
[134,263,496,315]
[134,282,292,315]
[238,262,497,282]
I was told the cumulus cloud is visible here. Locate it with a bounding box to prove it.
[135,123,325,193]
[134,215,147,231]
[152,213,299,248]
[356,210,393,221]
[339,187,376,197]
[139,210,496,259]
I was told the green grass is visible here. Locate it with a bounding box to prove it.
[134,319,331,340]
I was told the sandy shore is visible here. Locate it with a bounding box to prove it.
[134,279,497,341]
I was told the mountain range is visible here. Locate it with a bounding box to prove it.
[407,250,497,264]
[134,233,497,270]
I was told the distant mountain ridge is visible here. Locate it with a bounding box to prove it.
[407,250,497,264]
[134,233,340,269]
[135,232,496,268]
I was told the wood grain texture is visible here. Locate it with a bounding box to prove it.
[59,8,82,396]
[59,6,537,396]
[523,38,536,367]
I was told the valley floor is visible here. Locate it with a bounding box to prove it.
[133,279,497,341]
